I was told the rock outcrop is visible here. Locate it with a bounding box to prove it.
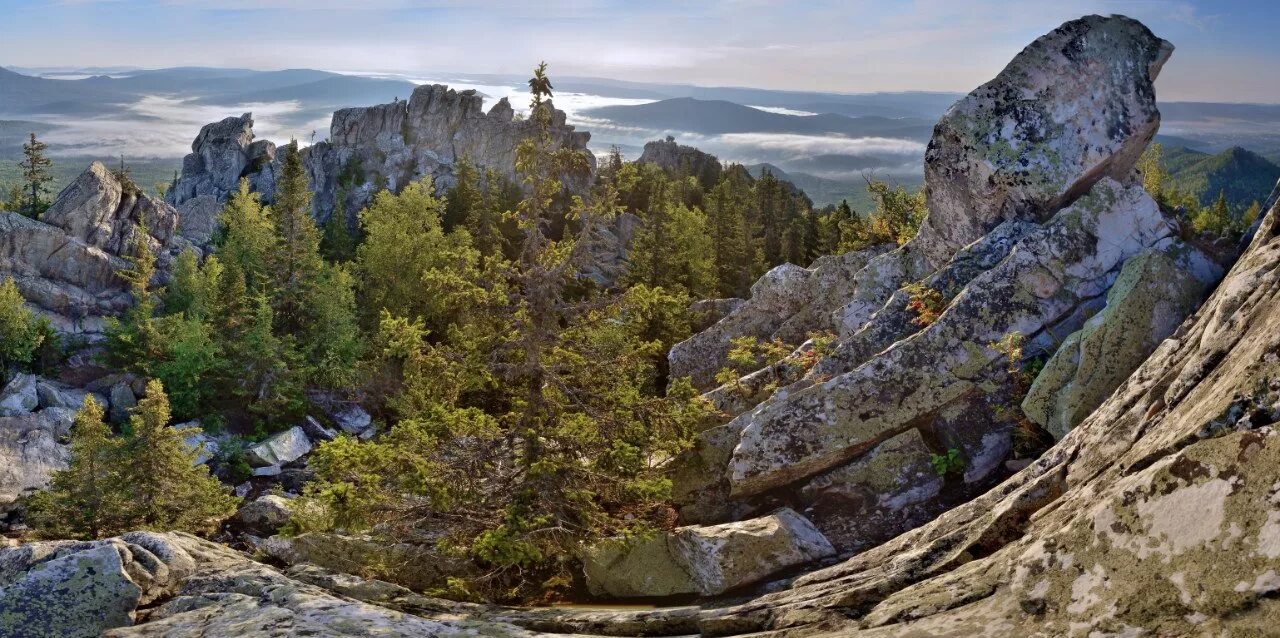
[167,84,594,230]
[0,162,192,335]
[637,137,722,188]
[648,14,1224,596]
[165,113,278,245]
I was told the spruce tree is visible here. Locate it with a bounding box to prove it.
[268,142,322,332]
[104,223,161,373]
[706,169,758,297]
[19,132,53,218]
[26,397,122,539]
[118,379,238,532]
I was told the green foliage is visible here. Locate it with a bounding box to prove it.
[904,282,945,327]
[320,208,356,263]
[27,383,239,539]
[1192,190,1237,238]
[929,448,965,477]
[19,132,53,218]
[300,65,717,602]
[269,141,323,333]
[103,221,161,374]
[0,277,43,379]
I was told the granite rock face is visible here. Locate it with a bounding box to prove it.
[166,113,278,245]
[637,137,722,188]
[582,508,836,598]
[659,14,1223,584]
[915,13,1173,267]
[0,162,192,336]
[167,84,593,230]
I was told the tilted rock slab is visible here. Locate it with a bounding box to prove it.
[1023,246,1212,439]
[0,162,193,335]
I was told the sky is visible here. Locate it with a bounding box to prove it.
[3,0,1279,103]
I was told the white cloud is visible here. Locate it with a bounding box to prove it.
[713,133,925,158]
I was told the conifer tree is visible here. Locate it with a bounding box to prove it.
[269,142,323,332]
[118,380,238,531]
[19,132,53,218]
[0,277,42,380]
[320,204,356,263]
[706,168,759,297]
[25,397,122,539]
[1194,190,1234,237]
[218,179,276,294]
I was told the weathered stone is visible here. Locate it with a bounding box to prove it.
[1023,247,1214,438]
[726,178,1196,498]
[0,373,38,417]
[180,425,215,465]
[108,381,136,424]
[0,410,70,507]
[166,114,277,246]
[300,415,337,442]
[914,14,1172,268]
[35,379,101,411]
[798,429,943,553]
[0,533,193,638]
[245,426,311,467]
[638,137,722,188]
[581,534,698,598]
[231,495,294,536]
[261,532,472,593]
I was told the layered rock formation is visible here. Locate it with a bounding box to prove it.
[637,136,722,188]
[0,162,192,335]
[635,13,1224,593]
[168,84,594,232]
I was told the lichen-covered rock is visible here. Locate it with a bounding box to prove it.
[914,14,1172,267]
[669,246,889,389]
[581,534,698,598]
[108,381,136,424]
[244,426,311,467]
[798,429,943,553]
[583,508,835,598]
[0,373,38,417]
[0,410,71,509]
[261,532,472,594]
[1022,247,1214,438]
[231,495,294,536]
[0,163,192,337]
[727,177,1190,497]
[0,533,195,638]
[638,137,721,187]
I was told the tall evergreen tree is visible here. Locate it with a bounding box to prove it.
[19,132,53,218]
[218,179,276,294]
[104,223,160,373]
[269,141,323,332]
[706,168,759,297]
[0,277,42,380]
[117,380,238,532]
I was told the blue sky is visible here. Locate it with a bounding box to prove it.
[3,0,1278,102]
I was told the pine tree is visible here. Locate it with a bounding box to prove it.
[320,202,356,263]
[25,397,123,539]
[268,142,323,332]
[445,157,484,231]
[1194,190,1234,237]
[20,133,53,218]
[117,380,238,532]
[706,168,759,297]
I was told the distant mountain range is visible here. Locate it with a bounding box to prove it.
[2,65,1279,212]
[582,98,934,139]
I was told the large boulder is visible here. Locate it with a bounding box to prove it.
[1022,246,1211,438]
[726,178,1212,497]
[261,532,472,594]
[0,410,70,509]
[231,495,295,536]
[914,14,1173,267]
[244,426,312,468]
[583,508,836,598]
[669,246,889,389]
[0,163,192,336]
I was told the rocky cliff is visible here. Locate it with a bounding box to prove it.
[167,84,594,238]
